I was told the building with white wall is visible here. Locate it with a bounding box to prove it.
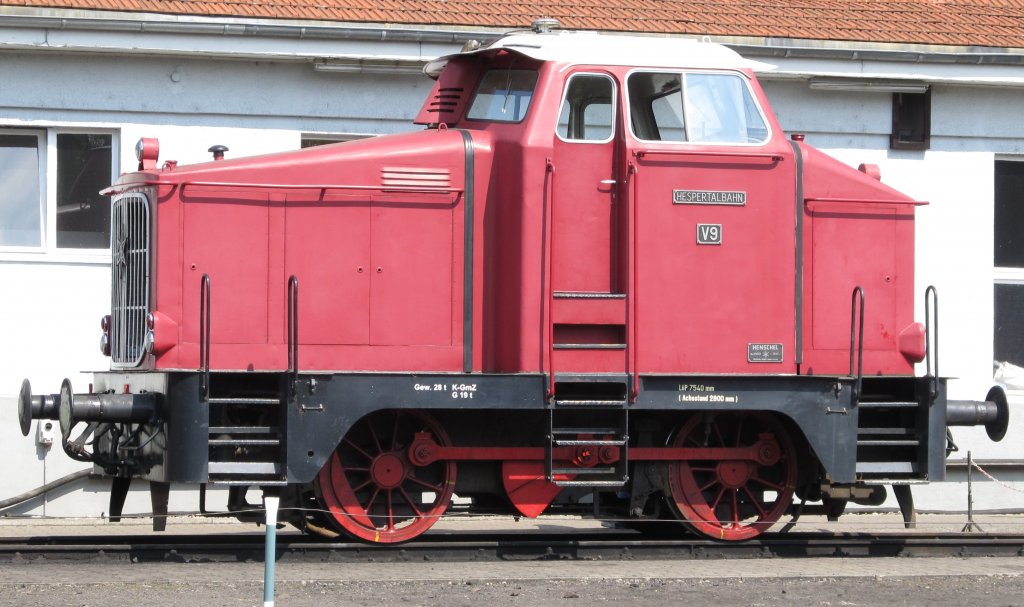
[1,2,1023,520]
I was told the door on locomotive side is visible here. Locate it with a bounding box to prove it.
[551,70,622,295]
[623,69,798,374]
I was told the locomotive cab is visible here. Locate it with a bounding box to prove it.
[17,23,1009,543]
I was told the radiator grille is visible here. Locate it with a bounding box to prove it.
[110,193,150,368]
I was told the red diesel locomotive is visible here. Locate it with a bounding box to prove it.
[17,22,1009,543]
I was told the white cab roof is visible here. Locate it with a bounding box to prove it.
[425,30,774,78]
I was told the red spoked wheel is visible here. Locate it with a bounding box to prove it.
[315,410,456,544]
[667,412,797,541]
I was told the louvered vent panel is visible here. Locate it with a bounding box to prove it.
[381,167,452,189]
[427,87,463,115]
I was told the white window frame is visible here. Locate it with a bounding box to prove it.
[555,72,617,145]
[0,126,120,264]
[993,156,1024,366]
[625,69,772,147]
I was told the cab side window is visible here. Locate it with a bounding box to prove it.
[556,74,615,142]
[628,71,769,144]
[627,72,685,142]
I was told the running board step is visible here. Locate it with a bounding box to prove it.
[208,462,282,475]
[551,467,618,475]
[552,427,623,435]
[553,480,627,487]
[207,397,280,406]
[553,343,626,350]
[553,292,626,300]
[553,439,627,446]
[553,399,627,407]
[210,426,277,434]
[858,401,918,409]
[207,480,289,486]
[209,438,281,446]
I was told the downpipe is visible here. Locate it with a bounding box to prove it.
[947,385,1010,442]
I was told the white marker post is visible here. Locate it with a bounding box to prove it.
[263,494,280,607]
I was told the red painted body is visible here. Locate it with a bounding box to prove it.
[109,46,920,380]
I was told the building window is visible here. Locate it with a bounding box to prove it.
[890,90,931,151]
[57,133,113,249]
[301,133,374,148]
[995,159,1024,366]
[0,132,43,247]
[0,128,117,253]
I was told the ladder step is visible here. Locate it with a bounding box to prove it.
[857,439,920,447]
[207,480,289,486]
[858,401,918,409]
[553,399,627,407]
[208,397,280,406]
[551,427,623,435]
[208,462,282,475]
[551,467,618,475]
[553,292,626,300]
[553,343,626,350]
[855,462,918,474]
[209,438,281,446]
[210,426,277,434]
[553,480,628,487]
[857,427,915,435]
[553,439,626,446]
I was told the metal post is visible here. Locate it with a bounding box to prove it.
[961,451,983,533]
[263,494,280,606]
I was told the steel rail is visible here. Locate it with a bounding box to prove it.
[1,530,1022,563]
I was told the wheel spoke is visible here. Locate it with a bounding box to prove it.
[743,485,769,518]
[699,477,718,492]
[751,474,784,491]
[367,419,383,455]
[351,477,373,493]
[399,487,425,517]
[408,475,444,493]
[734,415,744,447]
[731,490,740,524]
[390,411,402,451]
[710,486,726,511]
[710,419,725,447]
[364,487,381,518]
[343,437,374,462]
[386,490,395,531]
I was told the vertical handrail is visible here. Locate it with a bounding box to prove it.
[287,276,299,399]
[925,285,939,400]
[544,159,556,399]
[199,273,211,401]
[628,160,640,401]
[849,286,865,404]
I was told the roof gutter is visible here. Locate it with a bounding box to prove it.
[0,10,495,45]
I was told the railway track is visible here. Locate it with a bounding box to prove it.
[1,529,1021,563]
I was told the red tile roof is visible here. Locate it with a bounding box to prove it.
[4,0,1024,49]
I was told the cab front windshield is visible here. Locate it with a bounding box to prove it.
[466,69,539,123]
